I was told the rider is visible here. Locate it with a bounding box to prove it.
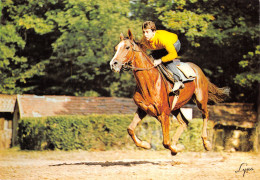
[140,21,184,92]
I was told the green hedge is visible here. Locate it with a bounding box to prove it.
[18,115,213,151]
[18,117,47,150]
[46,115,134,150]
[18,115,134,150]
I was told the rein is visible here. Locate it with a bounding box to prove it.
[124,63,157,71]
[122,40,157,71]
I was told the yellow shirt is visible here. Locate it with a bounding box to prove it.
[141,30,178,62]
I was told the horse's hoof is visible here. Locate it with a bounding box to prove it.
[170,145,178,156]
[203,140,212,151]
[141,141,151,149]
[171,151,178,156]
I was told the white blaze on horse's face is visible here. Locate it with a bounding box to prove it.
[110,41,125,72]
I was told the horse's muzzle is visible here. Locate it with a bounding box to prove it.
[110,59,122,72]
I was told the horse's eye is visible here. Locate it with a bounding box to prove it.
[126,46,130,50]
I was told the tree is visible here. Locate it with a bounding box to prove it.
[39,0,143,96]
[0,0,49,94]
[234,45,260,88]
[1,0,142,97]
[131,0,260,102]
[1,0,259,101]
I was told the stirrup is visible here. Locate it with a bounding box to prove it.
[172,81,184,92]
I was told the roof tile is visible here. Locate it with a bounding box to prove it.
[0,95,16,112]
[17,95,136,117]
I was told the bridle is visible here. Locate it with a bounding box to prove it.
[121,39,157,71]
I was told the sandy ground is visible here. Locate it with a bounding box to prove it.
[0,149,259,180]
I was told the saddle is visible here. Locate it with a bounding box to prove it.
[176,62,196,80]
[157,62,196,110]
[157,62,196,84]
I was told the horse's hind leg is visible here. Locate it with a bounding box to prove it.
[171,109,188,152]
[195,90,212,151]
[127,108,151,149]
[201,108,212,151]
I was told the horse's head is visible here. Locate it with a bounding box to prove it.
[110,29,136,72]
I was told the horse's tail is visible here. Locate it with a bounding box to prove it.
[208,80,230,103]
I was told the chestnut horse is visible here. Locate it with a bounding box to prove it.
[110,30,229,155]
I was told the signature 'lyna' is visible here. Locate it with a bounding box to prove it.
[235,163,254,177]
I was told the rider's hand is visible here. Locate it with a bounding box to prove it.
[154,59,162,66]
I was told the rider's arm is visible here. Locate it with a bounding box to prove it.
[161,41,178,62]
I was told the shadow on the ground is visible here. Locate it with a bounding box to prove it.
[50,160,174,167]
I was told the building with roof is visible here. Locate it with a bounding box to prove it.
[0,94,257,151]
[0,95,16,149]
[11,94,137,146]
[15,94,137,118]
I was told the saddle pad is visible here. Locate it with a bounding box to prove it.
[177,63,196,78]
[180,108,193,121]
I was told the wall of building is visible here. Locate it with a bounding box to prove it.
[0,113,13,149]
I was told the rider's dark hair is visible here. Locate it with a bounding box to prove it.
[142,21,156,31]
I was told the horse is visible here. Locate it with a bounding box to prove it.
[109,29,230,155]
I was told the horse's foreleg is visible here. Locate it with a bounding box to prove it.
[127,108,151,149]
[159,114,178,155]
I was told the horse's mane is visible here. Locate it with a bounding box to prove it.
[121,36,155,68]
[132,39,155,63]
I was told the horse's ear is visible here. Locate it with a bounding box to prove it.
[120,33,124,41]
[128,29,134,40]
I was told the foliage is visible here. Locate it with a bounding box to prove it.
[31,0,142,96]
[234,45,260,88]
[46,115,134,150]
[1,0,259,102]
[0,20,46,94]
[109,72,136,97]
[18,115,134,150]
[165,0,259,102]
[131,0,259,103]
[1,0,141,96]
[18,117,47,150]
[18,115,211,152]
[1,0,56,94]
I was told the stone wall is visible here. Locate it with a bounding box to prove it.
[186,103,257,152]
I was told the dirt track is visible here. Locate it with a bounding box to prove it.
[1,150,259,180]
